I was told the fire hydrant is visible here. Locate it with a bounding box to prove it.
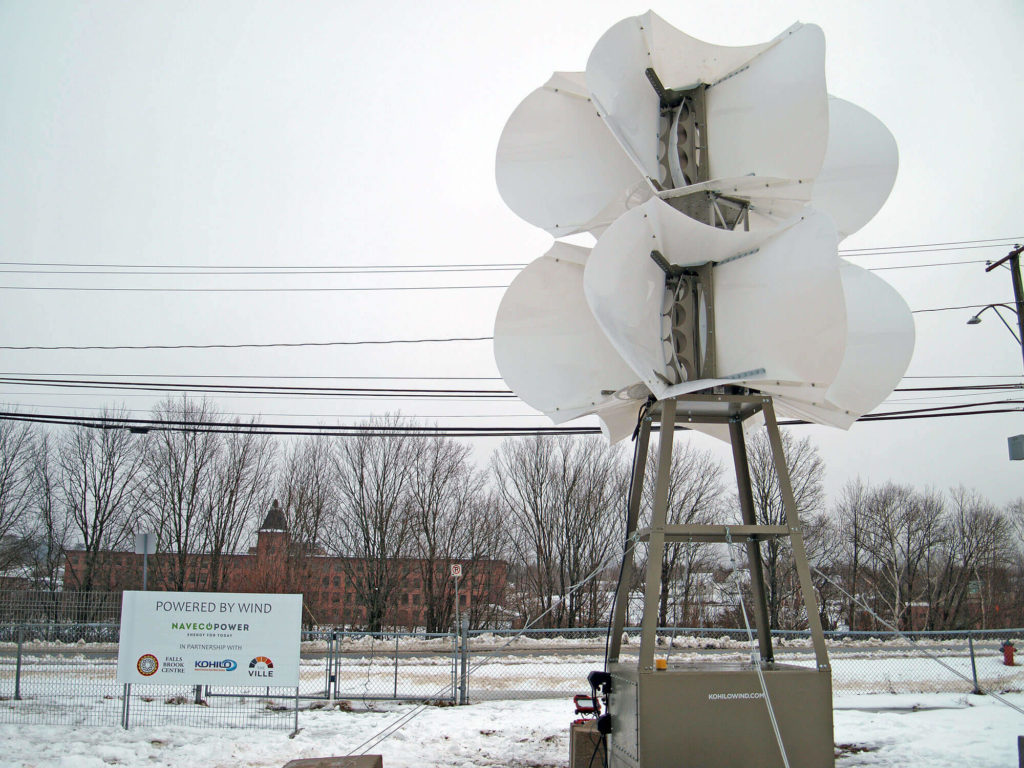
[1001,640,1016,666]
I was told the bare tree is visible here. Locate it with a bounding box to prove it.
[142,398,222,591]
[464,490,510,629]
[639,439,726,627]
[331,418,416,631]
[202,426,277,590]
[278,435,334,554]
[58,411,147,597]
[407,433,483,632]
[858,482,944,630]
[0,417,36,571]
[493,436,558,626]
[832,478,870,629]
[27,433,72,588]
[925,487,1009,630]
[493,436,624,628]
[552,436,625,628]
[744,429,825,629]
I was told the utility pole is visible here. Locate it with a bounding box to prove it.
[985,244,1024,372]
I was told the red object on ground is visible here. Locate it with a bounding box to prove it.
[1001,641,1016,666]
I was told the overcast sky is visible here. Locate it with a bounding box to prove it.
[0,0,1022,507]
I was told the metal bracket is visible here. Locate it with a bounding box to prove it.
[645,67,687,110]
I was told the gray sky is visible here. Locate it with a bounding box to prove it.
[0,0,1022,506]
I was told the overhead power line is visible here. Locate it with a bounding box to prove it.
[0,376,1018,398]
[0,284,509,293]
[0,236,1019,271]
[0,336,493,352]
[0,299,1011,350]
[0,371,506,381]
[1,400,1021,438]
[0,376,516,398]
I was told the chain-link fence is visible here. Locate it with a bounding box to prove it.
[0,590,122,625]
[458,627,1024,700]
[2,624,1021,730]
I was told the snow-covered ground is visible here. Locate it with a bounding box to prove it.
[2,639,1022,766]
[0,692,1021,767]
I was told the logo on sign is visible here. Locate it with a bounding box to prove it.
[137,654,159,676]
[248,656,274,679]
[194,659,237,672]
[450,564,462,577]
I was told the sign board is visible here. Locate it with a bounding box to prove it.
[134,533,156,555]
[1009,434,1024,461]
[450,563,462,578]
[116,591,302,687]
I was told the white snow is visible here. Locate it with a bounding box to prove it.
[0,692,1022,767]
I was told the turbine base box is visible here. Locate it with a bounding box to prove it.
[606,661,833,768]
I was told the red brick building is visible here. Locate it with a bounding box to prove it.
[63,501,507,629]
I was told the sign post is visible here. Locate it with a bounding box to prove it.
[134,533,156,591]
[451,563,462,703]
[451,563,462,633]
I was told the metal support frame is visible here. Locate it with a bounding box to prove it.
[607,392,830,671]
[730,418,775,663]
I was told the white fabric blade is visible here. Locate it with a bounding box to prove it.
[706,24,828,182]
[585,11,773,182]
[493,243,641,419]
[823,260,915,415]
[713,209,846,386]
[812,96,899,239]
[584,197,801,398]
[495,72,649,237]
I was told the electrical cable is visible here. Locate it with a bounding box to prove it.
[0,336,493,352]
[604,399,653,671]
[809,566,1024,719]
[911,303,1016,314]
[1,401,1021,438]
[1,375,1020,396]
[1,236,1019,270]
[0,372,506,381]
[0,266,523,276]
[0,297,1013,350]
[724,529,790,768]
[0,284,509,293]
[0,377,514,396]
[345,534,644,756]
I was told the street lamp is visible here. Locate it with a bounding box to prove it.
[971,245,1024,373]
[965,303,1020,343]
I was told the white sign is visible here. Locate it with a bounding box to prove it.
[116,591,302,687]
[450,564,462,578]
[133,533,156,555]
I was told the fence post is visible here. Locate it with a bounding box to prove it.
[194,684,202,705]
[393,633,400,699]
[293,686,299,737]
[14,625,23,701]
[328,632,336,704]
[968,632,981,694]
[122,683,131,729]
[459,617,469,705]
[334,632,341,700]
[452,628,458,703]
